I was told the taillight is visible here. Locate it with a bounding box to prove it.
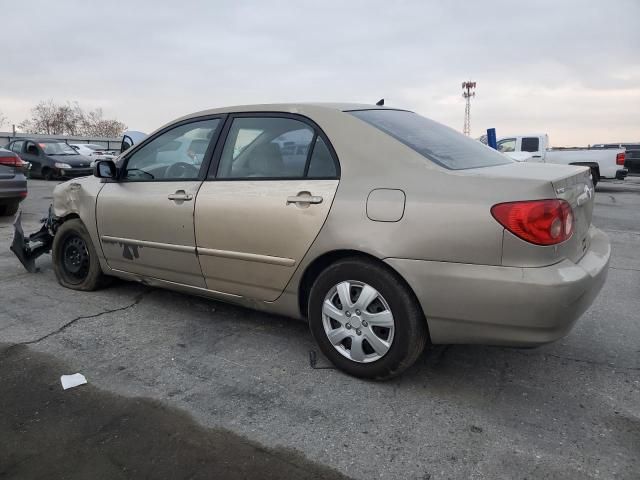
[0,154,26,168]
[491,199,574,246]
[616,152,625,165]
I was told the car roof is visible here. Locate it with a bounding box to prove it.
[10,138,64,143]
[176,102,404,122]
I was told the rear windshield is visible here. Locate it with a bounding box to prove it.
[349,109,513,170]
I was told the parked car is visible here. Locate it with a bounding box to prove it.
[591,143,640,175]
[495,134,627,185]
[69,143,117,162]
[11,104,610,379]
[120,131,147,153]
[0,148,28,216]
[4,139,93,180]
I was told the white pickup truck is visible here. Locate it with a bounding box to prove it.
[496,134,627,185]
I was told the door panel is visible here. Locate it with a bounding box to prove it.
[97,181,205,286]
[96,116,221,286]
[195,180,338,300]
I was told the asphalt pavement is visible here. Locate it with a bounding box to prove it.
[0,178,638,479]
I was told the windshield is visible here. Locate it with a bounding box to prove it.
[349,109,513,170]
[40,142,78,155]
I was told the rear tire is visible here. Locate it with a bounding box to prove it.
[0,202,19,216]
[0,202,20,217]
[52,219,108,290]
[308,258,428,380]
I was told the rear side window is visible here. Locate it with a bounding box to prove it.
[307,137,336,178]
[217,117,314,179]
[215,116,339,180]
[521,137,540,152]
[349,110,513,170]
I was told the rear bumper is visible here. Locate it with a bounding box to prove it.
[385,226,610,346]
[0,178,28,201]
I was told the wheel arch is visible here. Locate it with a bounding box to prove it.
[569,162,600,181]
[297,249,430,339]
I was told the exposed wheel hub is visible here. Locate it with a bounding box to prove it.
[62,235,89,281]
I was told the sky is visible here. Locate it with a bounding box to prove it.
[1,0,638,146]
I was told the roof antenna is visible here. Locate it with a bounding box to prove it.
[376,98,384,106]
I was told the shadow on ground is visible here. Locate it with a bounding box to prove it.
[0,343,349,480]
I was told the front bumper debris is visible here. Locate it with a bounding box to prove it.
[10,206,59,273]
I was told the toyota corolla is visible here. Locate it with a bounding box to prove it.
[12,103,610,379]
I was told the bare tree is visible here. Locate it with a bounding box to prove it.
[79,108,127,137]
[19,100,126,137]
[0,110,7,129]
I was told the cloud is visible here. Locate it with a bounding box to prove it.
[1,0,638,145]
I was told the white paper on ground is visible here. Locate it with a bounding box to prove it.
[60,373,87,390]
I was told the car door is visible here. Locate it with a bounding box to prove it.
[195,114,340,301]
[21,141,43,174]
[96,117,223,287]
[519,136,544,162]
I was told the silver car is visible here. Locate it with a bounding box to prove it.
[12,104,610,379]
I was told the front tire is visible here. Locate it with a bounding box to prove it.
[308,258,428,380]
[42,168,55,181]
[52,219,108,290]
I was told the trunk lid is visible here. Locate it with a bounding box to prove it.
[464,162,594,265]
[552,166,594,262]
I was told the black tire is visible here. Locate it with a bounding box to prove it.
[308,258,428,380]
[0,201,20,217]
[42,167,54,181]
[52,219,108,290]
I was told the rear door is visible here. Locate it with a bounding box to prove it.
[519,136,544,162]
[195,114,340,301]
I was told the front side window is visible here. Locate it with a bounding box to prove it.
[217,117,314,179]
[25,142,39,155]
[497,138,516,153]
[349,109,513,170]
[124,119,220,181]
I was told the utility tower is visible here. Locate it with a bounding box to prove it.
[462,81,476,136]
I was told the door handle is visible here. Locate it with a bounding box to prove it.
[286,192,323,206]
[168,190,193,201]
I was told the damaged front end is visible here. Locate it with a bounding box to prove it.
[10,206,60,273]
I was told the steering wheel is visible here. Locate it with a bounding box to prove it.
[165,162,199,179]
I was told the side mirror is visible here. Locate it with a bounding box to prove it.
[93,160,116,179]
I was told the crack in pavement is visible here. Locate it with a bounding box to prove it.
[610,266,640,273]
[17,289,151,346]
[515,350,640,371]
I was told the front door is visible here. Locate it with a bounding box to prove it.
[21,141,42,175]
[195,115,340,301]
[97,117,222,287]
